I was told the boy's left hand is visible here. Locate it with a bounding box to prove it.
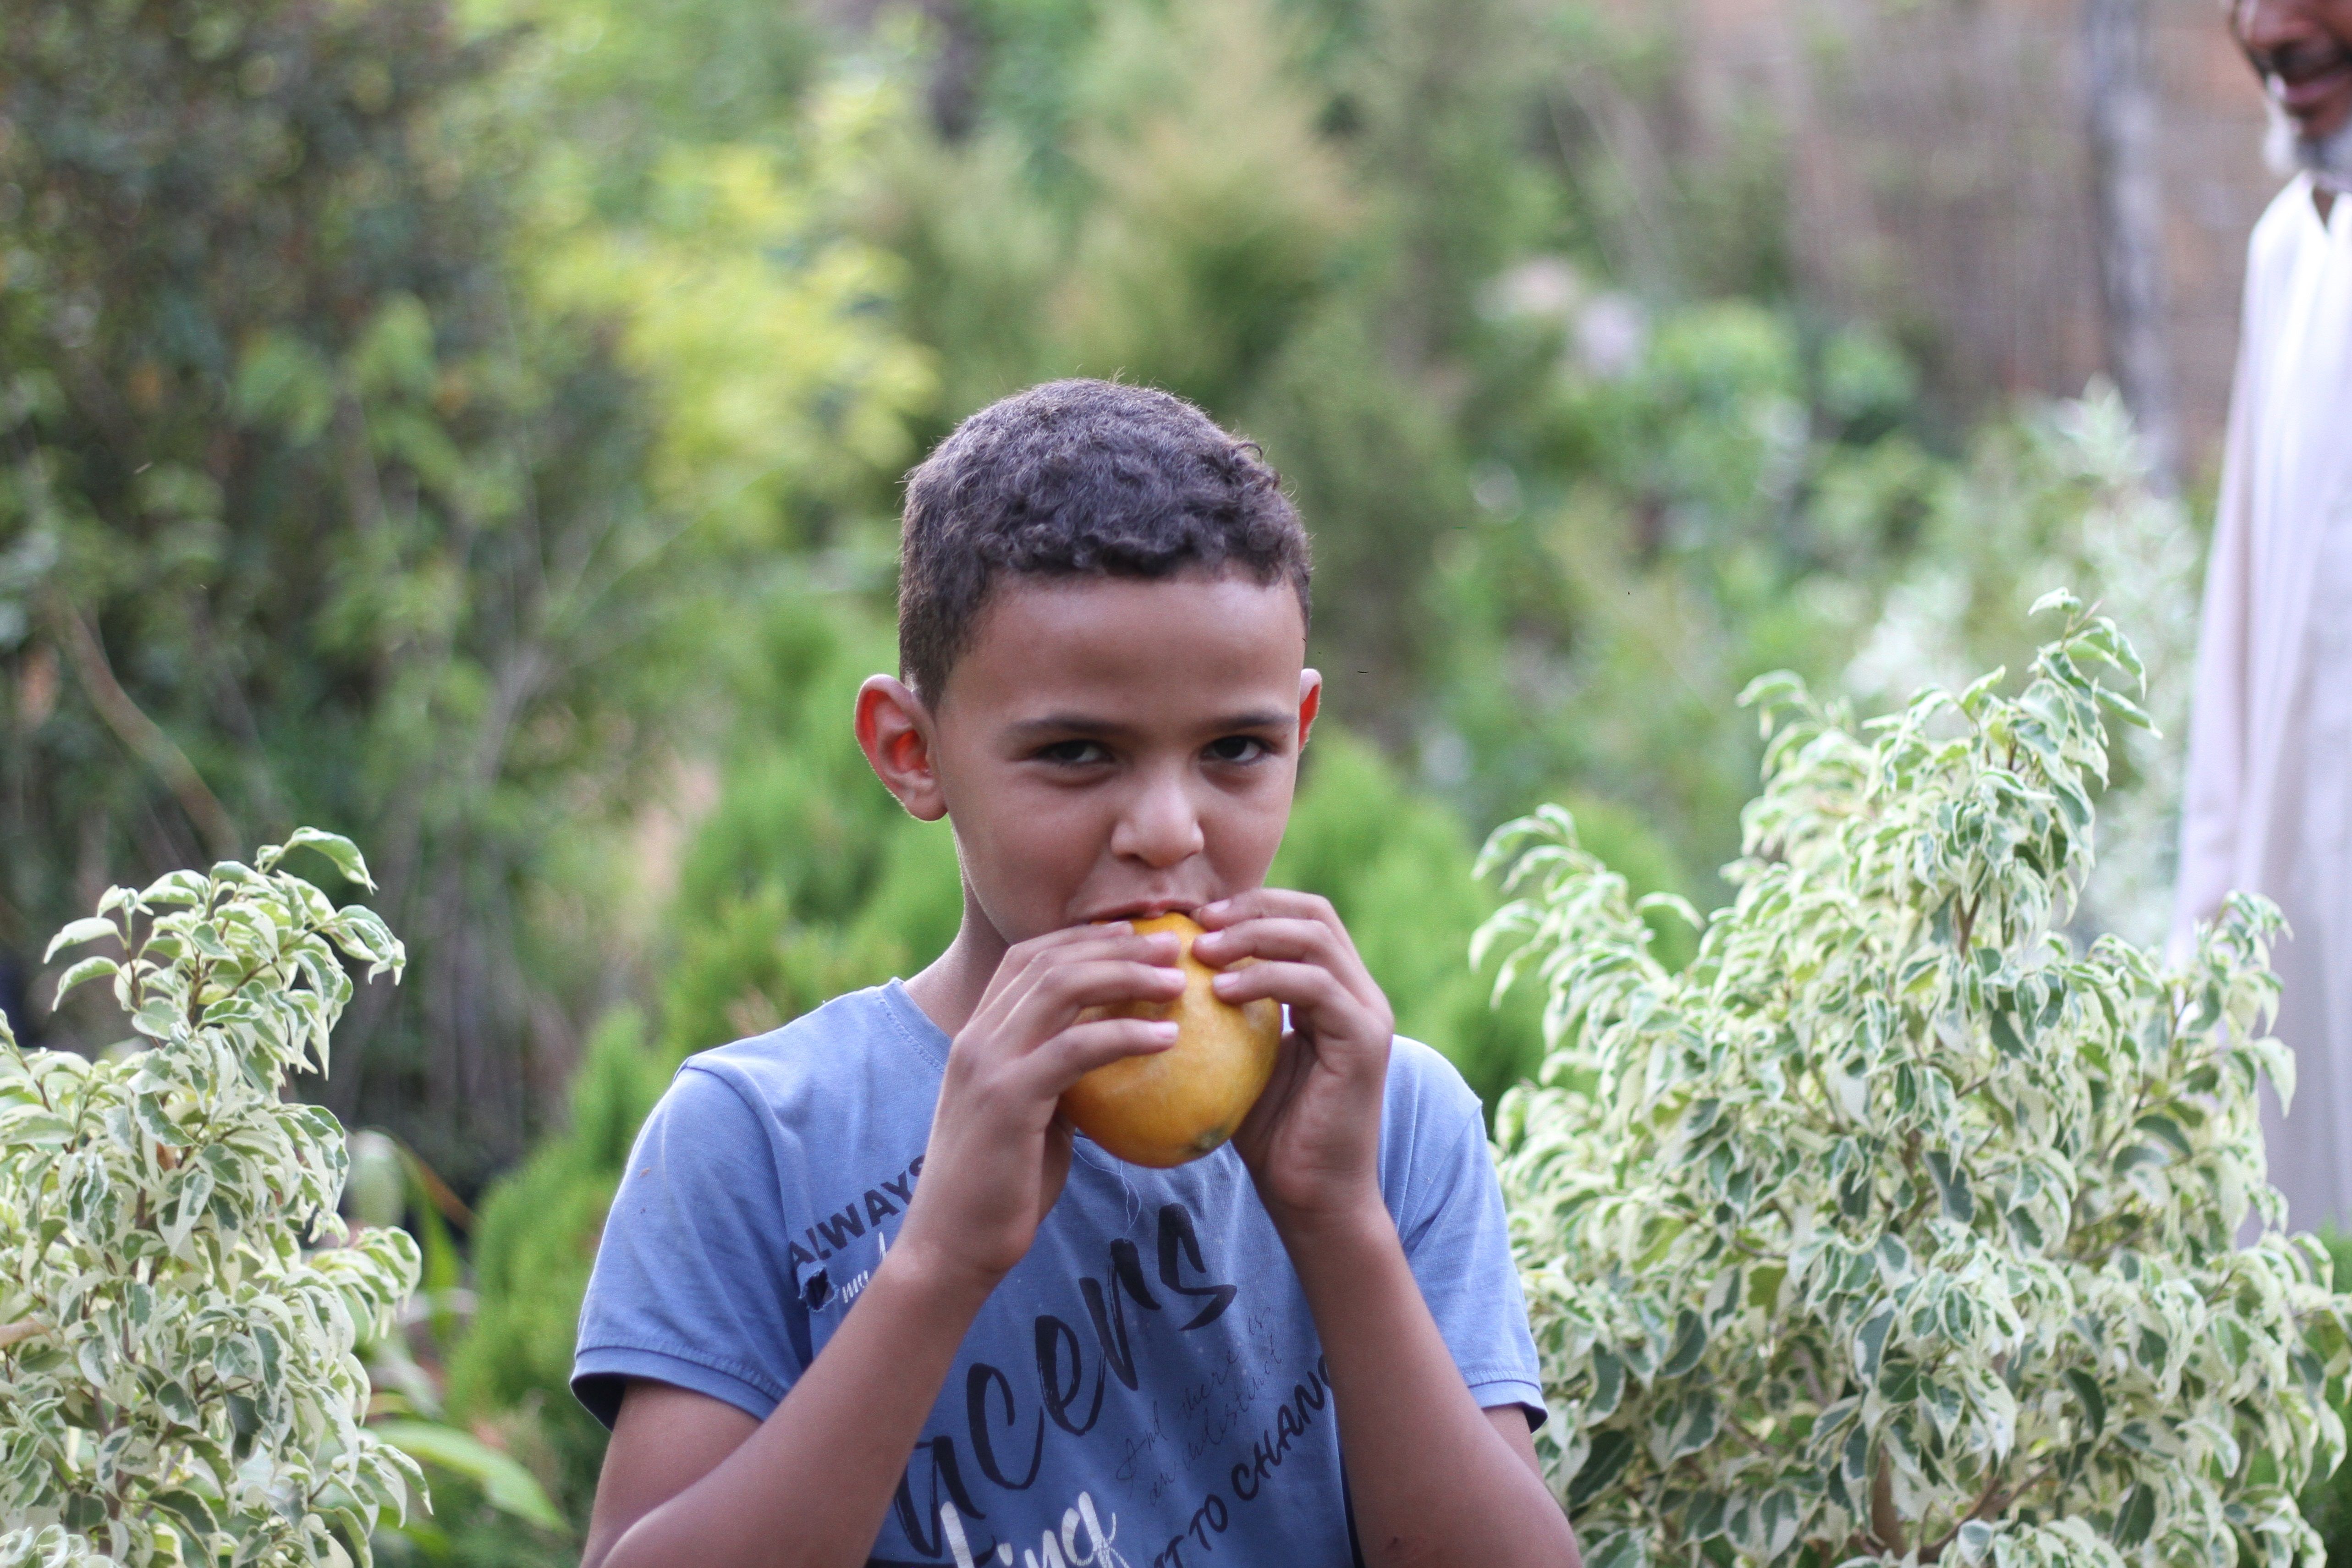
[1191,890,1395,1233]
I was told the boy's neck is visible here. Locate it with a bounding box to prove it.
[901,887,1012,1038]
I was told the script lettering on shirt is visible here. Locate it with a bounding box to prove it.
[937,1491,1132,1568]
[886,1202,1240,1558]
[1225,1357,1329,1504]
[1175,1344,1258,1464]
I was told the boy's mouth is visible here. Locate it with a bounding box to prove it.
[1086,898,1204,924]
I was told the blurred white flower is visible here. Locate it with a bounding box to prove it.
[1574,291,1648,380]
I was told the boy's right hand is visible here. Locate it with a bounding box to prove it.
[894,922,1183,1293]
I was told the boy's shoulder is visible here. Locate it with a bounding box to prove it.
[1380,1031,1487,1133]
[661,981,948,1140]
[1384,1030,1481,1101]
[1371,1034,1495,1206]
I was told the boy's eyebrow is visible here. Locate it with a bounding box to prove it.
[1009,708,1297,739]
[1205,709,1297,732]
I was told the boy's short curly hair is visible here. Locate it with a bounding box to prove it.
[896,380,1312,704]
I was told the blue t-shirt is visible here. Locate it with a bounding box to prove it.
[574,981,1543,1568]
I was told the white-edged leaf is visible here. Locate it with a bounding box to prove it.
[44,917,121,962]
[49,955,120,1005]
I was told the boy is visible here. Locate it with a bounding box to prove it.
[572,380,1577,1568]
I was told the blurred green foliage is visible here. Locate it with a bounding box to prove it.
[442,1009,671,1527]
[0,0,926,1187]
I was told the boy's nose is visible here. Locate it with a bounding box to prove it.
[1110,775,1206,869]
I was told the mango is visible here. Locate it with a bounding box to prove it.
[1063,912,1282,1167]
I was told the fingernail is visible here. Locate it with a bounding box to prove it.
[1150,1021,1180,1041]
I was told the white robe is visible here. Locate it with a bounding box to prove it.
[2174,174,2352,1231]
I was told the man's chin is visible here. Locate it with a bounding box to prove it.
[2266,97,2352,190]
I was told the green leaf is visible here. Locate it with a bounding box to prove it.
[1989,1010,2027,1059]
[267,828,376,891]
[1924,1150,1974,1223]
[132,996,181,1040]
[43,916,121,962]
[139,869,212,908]
[1660,1307,1707,1378]
[151,1486,220,1541]
[2114,1482,2155,1546]
[1583,1532,1648,1568]
[369,1421,563,1531]
[2029,587,2083,619]
[2134,1113,2193,1161]
[1566,1430,1638,1513]
[0,1103,75,1147]
[2066,1367,2107,1436]
[2096,685,2157,733]
[1856,1306,1896,1384]
[49,954,120,1005]
[1660,1390,1720,1461]
[1737,670,1807,710]
[1588,1345,1626,1420]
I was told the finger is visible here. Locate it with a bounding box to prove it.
[1017,1017,1180,1094]
[1195,888,1342,933]
[1206,957,1363,1020]
[997,957,1187,1046]
[998,923,1183,981]
[1192,915,1358,974]
[978,930,1182,1020]
[1198,924,1383,1021]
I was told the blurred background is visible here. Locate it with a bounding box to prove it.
[0,0,2280,1554]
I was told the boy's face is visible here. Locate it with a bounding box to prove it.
[863,572,1319,947]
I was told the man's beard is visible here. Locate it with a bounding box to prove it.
[2265,96,2352,191]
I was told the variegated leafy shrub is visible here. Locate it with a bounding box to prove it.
[0,833,420,1567]
[1478,597,2352,1568]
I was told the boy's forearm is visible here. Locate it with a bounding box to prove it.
[1278,1202,1577,1567]
[595,1242,993,1568]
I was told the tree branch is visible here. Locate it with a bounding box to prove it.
[1870,1444,1906,1557]
[45,594,239,860]
[1921,1467,2009,1561]
[0,1318,48,1351]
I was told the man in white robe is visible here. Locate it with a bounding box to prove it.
[2174,0,2352,1229]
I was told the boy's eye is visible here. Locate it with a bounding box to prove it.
[1204,736,1268,764]
[1038,739,1111,766]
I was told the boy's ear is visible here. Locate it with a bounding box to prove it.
[1297,668,1323,748]
[856,675,948,822]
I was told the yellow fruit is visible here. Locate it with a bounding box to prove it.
[1063,912,1282,1167]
